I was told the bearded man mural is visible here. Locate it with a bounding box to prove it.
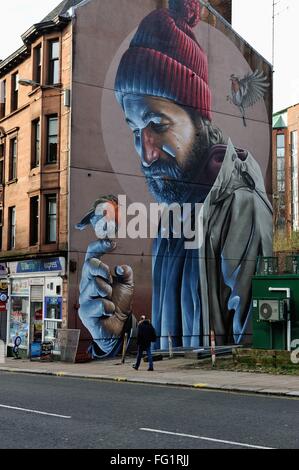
[77,0,272,358]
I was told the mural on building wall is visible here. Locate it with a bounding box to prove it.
[227,70,270,127]
[73,0,273,358]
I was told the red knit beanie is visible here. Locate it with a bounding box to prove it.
[115,0,212,121]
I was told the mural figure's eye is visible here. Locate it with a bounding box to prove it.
[150,122,169,133]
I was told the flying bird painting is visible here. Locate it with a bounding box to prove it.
[227,70,270,126]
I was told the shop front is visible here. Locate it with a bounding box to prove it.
[0,263,8,345]
[6,257,65,357]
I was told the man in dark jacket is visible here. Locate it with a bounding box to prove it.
[133,316,156,371]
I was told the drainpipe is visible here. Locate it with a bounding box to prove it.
[268,287,291,351]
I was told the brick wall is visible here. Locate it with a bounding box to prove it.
[0,24,72,258]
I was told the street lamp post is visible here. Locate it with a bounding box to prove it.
[18,78,71,107]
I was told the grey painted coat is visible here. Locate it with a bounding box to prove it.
[152,139,273,349]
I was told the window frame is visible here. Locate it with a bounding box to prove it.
[291,131,299,231]
[9,137,17,181]
[8,206,16,250]
[0,80,6,118]
[11,72,19,112]
[33,44,42,86]
[45,194,57,244]
[30,196,39,246]
[48,39,60,85]
[31,118,40,168]
[46,114,58,164]
[0,142,4,185]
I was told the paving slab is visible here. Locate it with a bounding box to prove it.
[0,357,299,398]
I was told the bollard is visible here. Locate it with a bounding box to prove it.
[0,340,5,364]
[168,332,173,359]
[121,333,128,364]
[210,330,216,367]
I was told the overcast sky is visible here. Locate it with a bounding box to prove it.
[0,0,297,112]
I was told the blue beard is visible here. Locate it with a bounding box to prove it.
[142,141,211,205]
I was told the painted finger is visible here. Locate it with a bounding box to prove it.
[79,297,115,320]
[115,265,134,286]
[80,278,112,299]
[85,239,116,261]
[94,277,113,299]
[88,258,113,283]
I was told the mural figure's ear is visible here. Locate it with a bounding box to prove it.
[75,210,95,230]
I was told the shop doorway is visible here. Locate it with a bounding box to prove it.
[30,286,43,343]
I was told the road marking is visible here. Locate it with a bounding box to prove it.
[140,428,274,449]
[0,404,71,419]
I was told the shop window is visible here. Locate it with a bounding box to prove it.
[9,289,29,349]
[46,115,58,164]
[8,206,16,250]
[48,39,59,85]
[11,72,19,112]
[9,137,17,181]
[44,296,62,345]
[33,44,42,86]
[30,196,39,246]
[31,119,40,168]
[0,80,6,118]
[45,194,57,243]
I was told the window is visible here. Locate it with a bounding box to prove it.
[0,159,4,185]
[8,206,16,250]
[0,80,6,118]
[291,131,299,231]
[276,134,285,192]
[45,194,57,243]
[48,40,59,85]
[11,72,19,112]
[9,137,17,180]
[9,291,29,348]
[275,133,286,230]
[33,44,42,85]
[32,119,40,168]
[0,143,4,185]
[46,115,58,163]
[30,196,39,246]
[44,297,62,347]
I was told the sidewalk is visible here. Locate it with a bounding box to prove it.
[1,356,299,397]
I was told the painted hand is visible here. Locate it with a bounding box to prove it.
[78,239,134,355]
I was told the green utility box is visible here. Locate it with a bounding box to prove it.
[252,256,299,350]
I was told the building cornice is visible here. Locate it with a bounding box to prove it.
[0,15,70,78]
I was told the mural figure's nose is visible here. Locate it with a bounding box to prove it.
[140,127,160,168]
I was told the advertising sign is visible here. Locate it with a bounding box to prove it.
[9,258,65,276]
[11,279,30,296]
[0,263,7,276]
[30,342,42,359]
[56,329,80,363]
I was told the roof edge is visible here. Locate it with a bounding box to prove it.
[0,15,70,76]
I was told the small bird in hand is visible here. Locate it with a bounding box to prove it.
[227,70,270,127]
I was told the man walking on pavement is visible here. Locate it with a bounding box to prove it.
[133,316,156,371]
